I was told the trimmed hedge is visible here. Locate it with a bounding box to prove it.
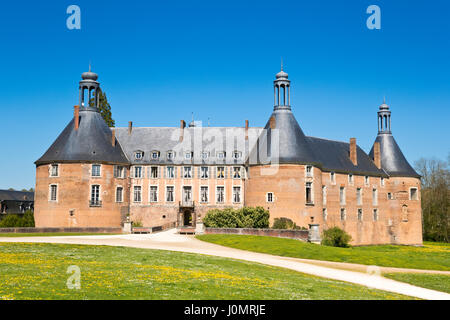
[0,210,35,228]
[202,207,269,228]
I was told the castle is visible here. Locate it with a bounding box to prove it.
[34,66,422,245]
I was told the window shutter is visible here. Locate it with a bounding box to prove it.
[158,166,161,178]
[174,166,177,178]
[163,166,166,178]
[225,167,228,178]
[214,167,217,179]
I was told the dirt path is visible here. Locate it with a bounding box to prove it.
[1,229,449,300]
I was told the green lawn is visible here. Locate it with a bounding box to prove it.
[196,235,450,271]
[0,233,121,237]
[384,273,450,294]
[0,243,411,300]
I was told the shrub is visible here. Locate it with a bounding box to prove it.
[132,221,143,227]
[321,227,352,248]
[272,217,303,230]
[203,207,269,228]
[0,210,35,228]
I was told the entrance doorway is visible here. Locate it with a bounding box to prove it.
[183,210,192,226]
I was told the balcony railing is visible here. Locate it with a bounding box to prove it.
[89,200,102,207]
[179,200,194,208]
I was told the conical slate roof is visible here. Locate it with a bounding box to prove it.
[35,109,129,165]
[369,134,419,178]
[248,107,317,165]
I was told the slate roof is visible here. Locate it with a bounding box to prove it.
[35,109,129,165]
[369,134,419,178]
[0,190,34,202]
[114,126,263,165]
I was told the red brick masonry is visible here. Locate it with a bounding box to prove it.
[204,228,309,241]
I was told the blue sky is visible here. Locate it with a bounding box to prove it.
[0,0,449,189]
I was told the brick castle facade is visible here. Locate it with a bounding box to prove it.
[34,67,422,245]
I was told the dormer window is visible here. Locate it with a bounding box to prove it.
[166,151,175,160]
[134,151,144,160]
[233,151,241,159]
[217,151,226,159]
[185,152,193,160]
[201,151,209,160]
[151,151,160,160]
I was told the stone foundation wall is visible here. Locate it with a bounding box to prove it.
[204,227,309,241]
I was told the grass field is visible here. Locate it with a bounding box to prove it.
[383,273,450,294]
[0,233,121,237]
[196,235,450,271]
[0,242,412,300]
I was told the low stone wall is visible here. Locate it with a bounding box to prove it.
[204,228,309,241]
[0,227,123,234]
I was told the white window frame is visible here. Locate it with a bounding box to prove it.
[166,151,175,160]
[134,166,143,178]
[183,166,192,179]
[348,174,354,185]
[373,209,379,221]
[356,188,362,206]
[91,164,101,177]
[115,186,124,203]
[150,166,159,179]
[232,167,241,179]
[409,187,418,201]
[200,166,209,179]
[49,184,58,202]
[340,208,346,221]
[216,186,225,204]
[165,185,175,203]
[306,165,313,177]
[340,187,346,205]
[266,192,274,203]
[372,188,378,206]
[357,208,363,221]
[90,184,101,204]
[134,151,144,160]
[233,151,241,159]
[166,166,175,179]
[233,186,241,203]
[50,164,59,177]
[151,151,160,160]
[149,185,158,203]
[216,166,225,179]
[330,172,336,185]
[323,208,327,221]
[305,182,313,204]
[200,185,209,203]
[364,176,369,186]
[322,186,327,205]
[133,185,142,203]
[380,177,385,187]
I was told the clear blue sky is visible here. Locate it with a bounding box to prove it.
[0,0,449,190]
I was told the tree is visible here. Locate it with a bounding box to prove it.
[414,156,450,242]
[90,89,115,127]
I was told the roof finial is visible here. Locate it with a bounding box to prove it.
[281,57,283,71]
[89,61,91,72]
[383,96,386,104]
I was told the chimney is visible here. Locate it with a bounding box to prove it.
[373,142,381,169]
[111,128,116,147]
[74,105,80,131]
[128,121,133,135]
[179,120,186,142]
[269,116,276,129]
[349,138,357,166]
[245,120,249,140]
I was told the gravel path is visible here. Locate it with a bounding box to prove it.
[1,229,449,300]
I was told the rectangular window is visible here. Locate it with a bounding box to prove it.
[116,187,123,203]
[364,176,369,186]
[150,166,158,179]
[183,166,192,178]
[322,186,327,205]
[306,165,313,177]
[134,166,142,178]
[387,192,393,200]
[340,208,346,221]
[267,192,274,203]
[340,187,345,205]
[166,166,175,179]
[372,188,378,206]
[381,177,385,186]
[323,208,327,221]
[348,174,354,184]
[306,182,313,204]
[217,167,225,179]
[90,185,100,206]
[330,172,336,184]
[50,185,57,201]
[233,167,241,179]
[134,186,142,202]
[150,186,158,202]
[410,188,418,200]
[114,165,125,178]
[357,208,363,221]
[233,186,241,203]
[166,186,174,202]
[201,167,209,179]
[50,164,59,177]
[200,186,209,203]
[92,164,101,177]
[356,188,362,206]
[216,186,225,203]
[373,209,379,221]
